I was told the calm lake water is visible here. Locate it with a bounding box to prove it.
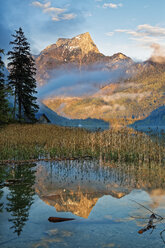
[1,159,165,248]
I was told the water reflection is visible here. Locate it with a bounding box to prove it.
[0,188,3,213]
[35,159,165,218]
[1,164,36,236]
[1,159,165,247]
[0,166,8,213]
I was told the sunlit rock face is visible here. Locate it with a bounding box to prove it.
[35,32,133,85]
[41,192,99,219]
[55,32,100,56]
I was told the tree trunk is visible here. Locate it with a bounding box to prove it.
[13,90,16,120]
[18,91,22,122]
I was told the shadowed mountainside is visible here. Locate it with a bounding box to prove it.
[38,101,109,130]
[43,61,165,126]
[35,32,165,126]
[130,105,165,131]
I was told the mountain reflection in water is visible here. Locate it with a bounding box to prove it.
[1,159,165,247]
[35,160,165,218]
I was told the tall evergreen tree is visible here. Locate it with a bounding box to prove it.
[7,28,39,122]
[0,49,9,124]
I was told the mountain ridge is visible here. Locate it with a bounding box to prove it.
[35,32,133,85]
[130,105,165,131]
[43,62,165,126]
[35,32,165,126]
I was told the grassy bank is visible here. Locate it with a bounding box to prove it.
[0,124,164,163]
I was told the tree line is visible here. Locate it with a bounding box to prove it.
[0,27,39,124]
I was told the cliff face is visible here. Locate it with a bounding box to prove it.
[35,32,133,85]
[45,32,100,58]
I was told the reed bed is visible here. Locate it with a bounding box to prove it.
[0,124,164,164]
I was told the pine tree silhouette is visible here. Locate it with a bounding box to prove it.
[0,49,10,124]
[8,28,39,122]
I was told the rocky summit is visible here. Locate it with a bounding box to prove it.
[35,32,133,85]
[35,32,165,127]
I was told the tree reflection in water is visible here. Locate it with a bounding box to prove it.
[5,163,36,236]
[1,156,165,242]
[0,189,3,213]
[0,166,8,213]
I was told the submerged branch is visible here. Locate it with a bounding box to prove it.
[130,199,163,220]
[131,199,165,245]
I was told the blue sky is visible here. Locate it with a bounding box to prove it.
[1,0,165,61]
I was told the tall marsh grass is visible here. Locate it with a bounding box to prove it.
[0,124,164,163]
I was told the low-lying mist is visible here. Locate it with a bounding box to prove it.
[150,43,165,63]
[37,66,129,99]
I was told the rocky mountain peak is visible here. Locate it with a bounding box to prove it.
[55,32,100,55]
[110,52,132,62]
[56,38,70,47]
[116,53,129,59]
[35,32,132,85]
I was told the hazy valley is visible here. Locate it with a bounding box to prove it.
[35,32,165,127]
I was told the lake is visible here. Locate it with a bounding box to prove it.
[1,159,165,248]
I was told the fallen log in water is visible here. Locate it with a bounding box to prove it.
[48,217,75,223]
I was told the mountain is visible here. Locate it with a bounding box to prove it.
[130,105,165,131]
[43,58,165,126]
[38,101,109,130]
[43,61,165,126]
[35,32,133,86]
[35,32,165,127]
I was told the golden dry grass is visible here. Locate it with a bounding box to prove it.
[0,124,164,163]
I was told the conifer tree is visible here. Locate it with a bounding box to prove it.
[0,49,9,124]
[7,28,39,122]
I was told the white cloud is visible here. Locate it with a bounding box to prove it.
[43,7,66,14]
[115,24,165,44]
[52,16,60,21]
[32,1,51,8]
[105,32,114,36]
[103,3,123,9]
[62,13,77,20]
[138,24,165,37]
[32,1,76,21]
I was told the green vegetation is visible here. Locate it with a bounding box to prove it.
[0,27,39,125]
[0,49,10,124]
[0,163,35,235]
[7,27,39,122]
[0,124,164,164]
